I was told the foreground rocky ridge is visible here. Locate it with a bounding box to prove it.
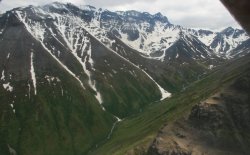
[148,66,250,155]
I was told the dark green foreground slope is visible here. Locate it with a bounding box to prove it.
[0,24,115,155]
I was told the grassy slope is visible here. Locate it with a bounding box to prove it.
[90,37,161,118]
[0,23,115,155]
[0,53,116,155]
[90,54,250,155]
[0,11,162,155]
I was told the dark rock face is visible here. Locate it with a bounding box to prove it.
[229,39,250,58]
[147,136,191,155]
[121,24,140,41]
[153,12,169,23]
[210,34,230,54]
[164,34,215,62]
[197,29,213,36]
[147,72,250,155]
[209,27,249,57]
[189,73,250,131]
[221,27,235,36]
[189,102,225,130]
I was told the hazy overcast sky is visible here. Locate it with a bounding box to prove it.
[0,0,240,30]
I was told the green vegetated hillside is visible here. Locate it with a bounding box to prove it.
[90,54,250,155]
[89,37,161,118]
[0,26,115,155]
[0,9,161,155]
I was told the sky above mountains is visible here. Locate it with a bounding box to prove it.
[0,0,240,30]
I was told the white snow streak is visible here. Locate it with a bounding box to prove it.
[53,14,103,105]
[28,83,31,99]
[90,32,171,100]
[176,53,179,59]
[197,33,216,46]
[45,75,61,84]
[209,65,214,70]
[61,86,64,96]
[114,115,122,122]
[41,41,86,90]
[83,46,103,105]
[140,69,171,100]
[7,53,10,59]
[1,70,5,81]
[30,52,37,95]
[16,11,86,90]
[10,103,15,114]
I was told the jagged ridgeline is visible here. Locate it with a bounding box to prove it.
[0,2,249,155]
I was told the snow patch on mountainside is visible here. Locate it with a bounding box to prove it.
[50,2,69,10]
[89,30,171,100]
[62,16,169,100]
[7,53,10,59]
[197,33,216,46]
[10,103,15,114]
[55,11,173,100]
[140,69,171,100]
[52,14,103,105]
[30,52,37,95]
[18,3,250,60]
[16,10,86,91]
[3,82,13,92]
[79,5,97,11]
[27,83,31,99]
[83,45,104,106]
[45,75,60,84]
[42,41,87,90]
[1,70,5,81]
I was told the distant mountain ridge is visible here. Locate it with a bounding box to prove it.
[54,2,249,60]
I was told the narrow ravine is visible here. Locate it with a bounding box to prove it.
[87,115,122,154]
[107,116,122,140]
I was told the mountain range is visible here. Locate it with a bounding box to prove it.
[0,2,249,155]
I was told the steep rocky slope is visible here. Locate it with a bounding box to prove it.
[148,72,250,155]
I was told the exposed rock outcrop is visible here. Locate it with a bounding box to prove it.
[148,72,250,155]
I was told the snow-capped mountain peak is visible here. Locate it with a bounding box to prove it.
[2,2,249,60]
